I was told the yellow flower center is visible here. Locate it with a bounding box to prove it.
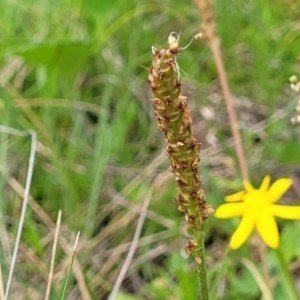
[243,190,268,218]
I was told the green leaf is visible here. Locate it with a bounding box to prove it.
[115,293,141,300]
[168,253,198,300]
[267,139,300,164]
[10,42,94,74]
[81,0,117,18]
[23,211,44,256]
[280,223,300,262]
[272,140,300,164]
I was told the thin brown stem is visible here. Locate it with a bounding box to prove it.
[44,210,62,300]
[210,41,249,181]
[194,0,249,181]
[257,240,272,290]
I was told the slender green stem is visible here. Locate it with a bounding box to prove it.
[61,232,80,300]
[273,248,299,300]
[196,238,209,300]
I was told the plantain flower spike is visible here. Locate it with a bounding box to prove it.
[215,175,300,250]
[148,32,213,259]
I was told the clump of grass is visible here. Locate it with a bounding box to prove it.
[0,126,81,299]
[2,0,300,299]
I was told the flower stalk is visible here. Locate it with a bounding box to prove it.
[274,249,299,300]
[148,33,213,299]
[194,0,249,181]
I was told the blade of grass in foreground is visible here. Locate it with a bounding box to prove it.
[0,263,4,300]
[60,231,80,300]
[0,126,37,300]
[44,210,62,300]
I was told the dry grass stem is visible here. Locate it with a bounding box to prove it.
[7,178,91,300]
[73,232,80,256]
[108,188,153,300]
[240,258,274,300]
[194,0,249,181]
[0,126,37,300]
[0,264,4,300]
[61,231,81,299]
[14,98,102,114]
[101,229,177,257]
[44,210,62,300]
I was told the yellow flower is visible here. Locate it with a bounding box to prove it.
[215,175,300,250]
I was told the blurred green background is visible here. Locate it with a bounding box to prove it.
[0,0,300,299]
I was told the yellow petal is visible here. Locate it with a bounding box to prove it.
[266,178,292,203]
[230,214,255,250]
[215,203,244,219]
[259,175,271,193]
[225,191,246,202]
[270,205,300,219]
[243,181,255,192]
[256,213,279,249]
